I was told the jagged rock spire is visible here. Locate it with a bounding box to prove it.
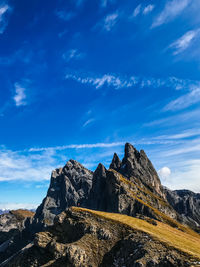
[94,163,107,178]
[124,143,138,159]
[120,143,164,198]
[110,153,121,171]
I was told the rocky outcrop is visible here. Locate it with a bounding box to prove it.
[164,188,200,232]
[0,210,34,262]
[110,143,165,198]
[34,160,93,225]
[4,208,198,267]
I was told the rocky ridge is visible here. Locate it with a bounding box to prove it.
[3,207,200,267]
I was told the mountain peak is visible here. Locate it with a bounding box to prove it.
[94,163,106,176]
[110,153,121,171]
[124,142,138,159]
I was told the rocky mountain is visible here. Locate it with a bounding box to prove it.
[33,143,178,227]
[1,142,200,266]
[164,188,200,231]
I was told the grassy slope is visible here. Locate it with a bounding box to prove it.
[110,169,198,236]
[10,209,35,221]
[73,207,200,260]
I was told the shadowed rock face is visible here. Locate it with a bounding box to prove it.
[0,210,35,263]
[164,188,200,231]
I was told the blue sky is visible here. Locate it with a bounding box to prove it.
[0,0,200,209]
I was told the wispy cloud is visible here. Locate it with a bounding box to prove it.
[0,149,56,182]
[13,83,27,107]
[164,87,200,111]
[28,142,125,152]
[152,0,190,28]
[100,0,115,8]
[169,29,200,55]
[163,143,200,157]
[0,3,11,34]
[144,109,200,127]
[66,72,200,91]
[132,4,142,17]
[131,4,154,18]
[55,10,76,21]
[83,118,95,127]
[98,12,119,32]
[62,49,85,62]
[143,5,155,15]
[154,129,200,140]
[66,73,138,89]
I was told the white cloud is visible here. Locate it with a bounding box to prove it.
[154,129,200,140]
[158,166,171,180]
[0,202,38,210]
[0,3,11,34]
[66,72,200,92]
[13,83,27,107]
[66,73,136,89]
[62,49,85,62]
[0,147,59,182]
[102,13,119,31]
[169,29,199,55]
[55,10,75,21]
[83,118,95,127]
[152,0,190,28]
[161,160,200,192]
[144,109,200,127]
[28,142,125,152]
[132,4,142,17]
[164,87,200,111]
[162,142,200,157]
[143,5,155,15]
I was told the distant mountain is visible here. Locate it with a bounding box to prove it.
[0,210,9,215]
[1,143,200,266]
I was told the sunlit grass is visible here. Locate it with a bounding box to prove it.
[72,207,200,260]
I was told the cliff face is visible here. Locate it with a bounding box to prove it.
[34,160,93,225]
[165,188,200,231]
[33,143,177,227]
[111,143,165,198]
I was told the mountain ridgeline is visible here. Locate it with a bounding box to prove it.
[1,143,200,266]
[34,143,200,230]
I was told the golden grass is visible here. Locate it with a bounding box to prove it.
[10,209,35,221]
[110,169,199,237]
[72,207,200,260]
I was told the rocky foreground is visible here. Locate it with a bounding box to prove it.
[0,143,200,266]
[3,208,200,267]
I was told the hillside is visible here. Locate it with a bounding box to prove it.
[4,207,200,266]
